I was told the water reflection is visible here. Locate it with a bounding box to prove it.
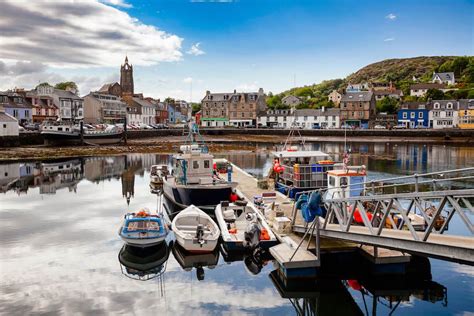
[171,242,219,281]
[270,255,448,316]
[1,144,473,315]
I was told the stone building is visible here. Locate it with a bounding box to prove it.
[83,92,127,124]
[328,90,342,106]
[282,95,302,107]
[201,89,266,127]
[339,91,376,128]
[120,56,134,99]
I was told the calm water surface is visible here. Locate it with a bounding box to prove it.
[1,143,473,315]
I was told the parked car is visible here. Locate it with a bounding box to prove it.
[139,123,153,130]
[392,125,406,129]
[374,125,386,129]
[23,123,40,131]
[18,125,26,132]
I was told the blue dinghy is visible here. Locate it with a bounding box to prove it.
[119,209,169,247]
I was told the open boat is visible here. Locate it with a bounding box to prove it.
[171,205,220,253]
[119,209,169,247]
[215,200,277,251]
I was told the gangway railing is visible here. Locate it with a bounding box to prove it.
[289,168,474,264]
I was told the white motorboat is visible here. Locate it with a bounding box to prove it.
[171,205,220,253]
[215,200,278,251]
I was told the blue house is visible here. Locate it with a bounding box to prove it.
[0,91,32,124]
[167,103,175,124]
[397,102,429,128]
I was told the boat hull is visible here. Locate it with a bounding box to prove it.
[275,181,323,200]
[119,235,166,248]
[42,130,123,146]
[163,179,234,213]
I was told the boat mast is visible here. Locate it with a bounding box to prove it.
[283,104,305,150]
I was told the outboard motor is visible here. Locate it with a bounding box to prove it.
[195,224,205,245]
[196,266,205,281]
[244,221,261,250]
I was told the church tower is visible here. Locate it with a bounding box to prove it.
[120,56,134,98]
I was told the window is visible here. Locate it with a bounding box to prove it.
[193,161,199,169]
[13,110,19,118]
[3,124,6,128]
[340,177,348,187]
[403,112,407,119]
[418,112,423,118]
[410,112,415,118]
[434,103,440,109]
[204,160,210,168]
[447,103,453,109]
[304,116,307,121]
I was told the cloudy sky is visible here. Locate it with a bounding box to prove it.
[0,0,472,101]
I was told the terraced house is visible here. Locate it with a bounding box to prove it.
[339,91,376,128]
[201,89,266,127]
[458,99,474,129]
[0,90,32,125]
[428,100,459,129]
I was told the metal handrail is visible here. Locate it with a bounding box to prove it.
[292,168,474,200]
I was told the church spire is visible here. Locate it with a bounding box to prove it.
[125,55,128,64]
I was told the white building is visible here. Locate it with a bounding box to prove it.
[428,100,460,129]
[0,106,19,136]
[410,83,447,97]
[257,109,294,128]
[258,107,340,129]
[35,84,84,121]
[432,72,455,85]
[293,108,340,129]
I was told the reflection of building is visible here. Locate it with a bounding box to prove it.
[0,163,20,193]
[121,156,144,205]
[39,160,83,194]
[84,156,126,182]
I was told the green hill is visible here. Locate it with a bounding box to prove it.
[267,56,474,109]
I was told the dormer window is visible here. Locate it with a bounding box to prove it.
[434,103,440,109]
[447,102,453,109]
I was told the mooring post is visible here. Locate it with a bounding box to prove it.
[414,173,419,193]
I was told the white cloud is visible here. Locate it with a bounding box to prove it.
[385,13,397,20]
[0,0,183,68]
[187,43,205,56]
[100,0,132,8]
[183,77,193,83]
[384,37,395,42]
[236,82,259,92]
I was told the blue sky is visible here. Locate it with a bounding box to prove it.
[0,0,472,100]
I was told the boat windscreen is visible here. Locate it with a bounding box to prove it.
[127,221,160,231]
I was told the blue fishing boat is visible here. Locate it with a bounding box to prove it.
[119,209,169,247]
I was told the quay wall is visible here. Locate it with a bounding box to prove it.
[1,128,473,147]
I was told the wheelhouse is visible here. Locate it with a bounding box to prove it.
[173,144,214,185]
[326,167,367,199]
[273,149,335,198]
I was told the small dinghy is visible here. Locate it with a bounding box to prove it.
[119,209,169,247]
[171,205,220,253]
[215,200,277,251]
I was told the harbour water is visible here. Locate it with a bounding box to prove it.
[1,142,473,315]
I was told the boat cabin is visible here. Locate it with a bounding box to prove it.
[173,144,215,185]
[273,149,335,194]
[326,167,367,199]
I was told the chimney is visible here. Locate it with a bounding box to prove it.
[233,89,236,94]
[258,88,264,95]
[322,106,325,112]
[206,90,210,95]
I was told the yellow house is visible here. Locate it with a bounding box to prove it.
[458,100,474,129]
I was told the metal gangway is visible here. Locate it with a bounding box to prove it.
[292,168,474,264]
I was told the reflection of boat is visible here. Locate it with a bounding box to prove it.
[215,201,277,251]
[172,205,220,253]
[119,209,169,247]
[41,121,123,145]
[172,242,220,281]
[270,254,448,316]
[162,121,237,213]
[118,242,170,281]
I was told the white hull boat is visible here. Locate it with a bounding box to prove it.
[172,205,220,253]
[215,201,277,251]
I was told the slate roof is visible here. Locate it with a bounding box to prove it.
[373,89,403,96]
[0,112,17,122]
[132,97,154,107]
[458,99,474,110]
[400,102,427,110]
[410,83,446,90]
[340,91,374,102]
[202,91,262,102]
[432,72,455,82]
[295,108,340,117]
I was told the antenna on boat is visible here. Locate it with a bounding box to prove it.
[283,104,305,151]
